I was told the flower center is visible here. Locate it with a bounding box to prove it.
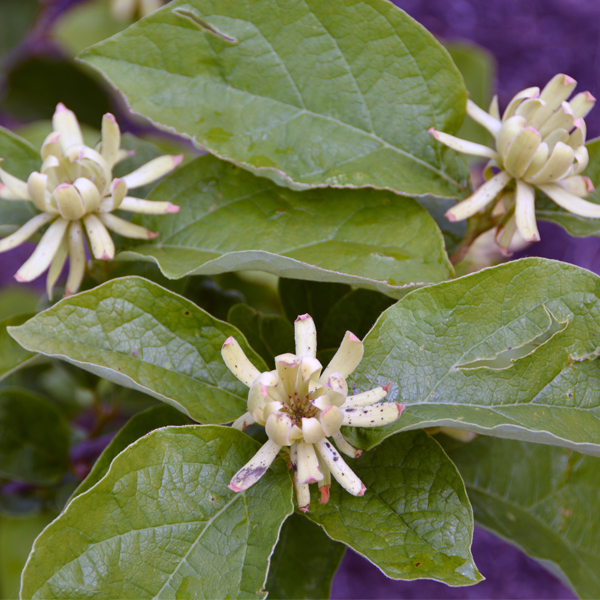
[280,392,319,426]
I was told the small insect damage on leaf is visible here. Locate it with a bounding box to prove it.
[173,7,237,44]
[457,306,567,371]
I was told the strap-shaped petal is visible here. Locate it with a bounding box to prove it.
[526,141,574,184]
[503,127,541,178]
[55,184,86,220]
[228,439,281,492]
[495,212,517,257]
[294,313,317,358]
[231,411,255,431]
[331,431,362,459]
[117,196,179,214]
[570,146,589,176]
[315,439,365,497]
[341,402,404,427]
[568,119,586,149]
[122,154,183,189]
[488,95,500,120]
[15,217,69,282]
[275,353,300,396]
[98,212,158,240]
[557,175,594,197]
[0,165,29,200]
[296,441,324,485]
[296,356,322,397]
[532,74,577,128]
[342,384,389,408]
[538,183,600,218]
[465,99,501,136]
[321,372,348,407]
[53,103,84,151]
[543,129,569,153]
[294,473,311,513]
[445,170,512,222]
[73,177,102,213]
[569,91,596,120]
[41,132,62,160]
[46,234,69,300]
[100,113,121,168]
[515,98,545,122]
[502,87,540,121]
[515,180,540,242]
[320,331,364,382]
[538,102,574,139]
[523,142,549,178]
[429,128,499,160]
[65,220,86,296]
[221,336,261,388]
[82,213,115,260]
[0,213,53,253]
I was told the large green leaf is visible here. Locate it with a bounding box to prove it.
[8,277,267,424]
[0,314,38,382]
[536,138,600,237]
[79,0,469,197]
[0,127,39,235]
[305,430,482,586]
[266,513,345,600]
[72,404,191,499]
[0,388,70,485]
[442,435,600,599]
[119,155,452,295]
[20,426,294,599]
[346,258,600,455]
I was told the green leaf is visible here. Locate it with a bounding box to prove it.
[228,304,294,364]
[121,155,452,295]
[416,195,468,256]
[536,138,600,237]
[0,388,70,485]
[0,512,55,600]
[0,127,40,235]
[79,0,469,198]
[266,513,345,600]
[346,257,600,455]
[8,276,267,424]
[72,404,191,499]
[305,430,481,586]
[442,435,600,599]
[0,314,38,382]
[0,287,40,321]
[21,426,294,599]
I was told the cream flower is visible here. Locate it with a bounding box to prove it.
[0,103,182,297]
[222,314,405,512]
[110,0,164,21]
[430,74,597,253]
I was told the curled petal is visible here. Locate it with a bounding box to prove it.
[83,214,115,260]
[570,146,589,176]
[332,431,362,459]
[53,103,84,151]
[221,336,261,388]
[294,314,317,358]
[503,127,541,178]
[543,129,569,153]
[568,119,586,149]
[445,170,512,222]
[100,113,121,168]
[65,220,86,296]
[558,175,594,198]
[231,411,255,431]
[531,74,577,128]
[321,373,348,407]
[538,102,574,139]
[98,212,158,240]
[297,441,324,485]
[41,132,62,160]
[315,439,365,497]
[429,128,499,160]
[302,417,325,444]
[497,116,527,157]
[526,141,574,184]
[495,213,517,257]
[342,402,404,427]
[320,331,364,382]
[515,180,540,242]
[27,172,52,212]
[55,184,86,220]
[0,213,54,253]
[568,91,596,120]
[122,154,183,189]
[73,177,102,213]
[538,183,600,218]
[229,440,281,492]
[514,98,545,122]
[502,86,540,121]
[265,411,294,446]
[319,405,344,436]
[275,353,300,396]
[342,385,389,408]
[15,218,69,282]
[523,142,549,178]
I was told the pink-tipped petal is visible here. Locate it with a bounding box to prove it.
[357,484,366,497]
[318,485,330,505]
[166,203,180,213]
[228,484,243,493]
